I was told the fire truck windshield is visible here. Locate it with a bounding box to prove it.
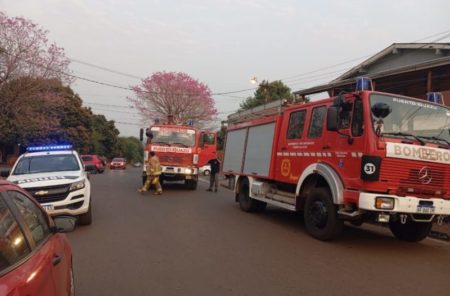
[370,94,450,144]
[150,127,196,147]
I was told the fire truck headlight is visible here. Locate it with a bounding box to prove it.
[70,180,85,192]
[375,197,395,210]
[185,168,193,174]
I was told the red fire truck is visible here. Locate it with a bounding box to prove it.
[223,79,450,242]
[140,118,217,190]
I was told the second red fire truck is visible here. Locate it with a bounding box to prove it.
[223,78,450,242]
[140,117,217,190]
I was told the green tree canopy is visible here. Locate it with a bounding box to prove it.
[113,137,143,163]
[0,77,92,152]
[239,80,294,110]
[90,114,120,159]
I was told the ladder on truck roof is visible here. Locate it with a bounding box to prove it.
[227,99,288,125]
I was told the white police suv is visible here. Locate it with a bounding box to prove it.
[4,145,92,225]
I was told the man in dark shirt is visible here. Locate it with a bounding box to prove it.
[206,158,220,192]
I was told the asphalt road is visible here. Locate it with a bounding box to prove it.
[67,167,450,296]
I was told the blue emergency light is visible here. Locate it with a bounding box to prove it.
[26,144,73,152]
[187,119,194,126]
[426,92,443,104]
[355,77,373,91]
[154,118,160,124]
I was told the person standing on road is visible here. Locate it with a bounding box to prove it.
[138,151,163,195]
[206,158,221,193]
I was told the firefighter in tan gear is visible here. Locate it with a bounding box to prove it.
[138,151,162,195]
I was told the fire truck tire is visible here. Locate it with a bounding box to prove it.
[78,203,92,225]
[238,179,263,212]
[304,188,343,241]
[388,220,432,242]
[186,180,197,190]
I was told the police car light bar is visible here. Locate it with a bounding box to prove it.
[26,145,73,152]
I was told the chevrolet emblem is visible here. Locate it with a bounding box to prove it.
[35,190,49,196]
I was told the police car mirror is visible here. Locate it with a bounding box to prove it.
[327,106,339,131]
[0,169,10,178]
[53,216,76,233]
[371,102,392,119]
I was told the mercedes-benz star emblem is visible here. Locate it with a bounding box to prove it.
[418,166,432,184]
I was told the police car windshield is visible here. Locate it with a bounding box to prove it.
[13,155,80,175]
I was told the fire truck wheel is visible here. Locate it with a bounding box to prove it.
[388,220,432,242]
[186,180,197,190]
[238,179,259,212]
[304,188,343,241]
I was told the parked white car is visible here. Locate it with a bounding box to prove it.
[199,164,211,176]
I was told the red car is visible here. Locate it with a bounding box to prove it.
[110,158,127,170]
[0,180,75,295]
[81,154,105,173]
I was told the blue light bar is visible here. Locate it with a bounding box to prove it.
[355,77,373,91]
[26,145,73,152]
[426,92,443,104]
[187,119,194,126]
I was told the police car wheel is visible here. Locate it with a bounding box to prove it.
[304,188,343,241]
[78,204,92,225]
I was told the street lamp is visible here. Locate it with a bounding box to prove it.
[250,76,258,85]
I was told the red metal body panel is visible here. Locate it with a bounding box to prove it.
[0,182,72,296]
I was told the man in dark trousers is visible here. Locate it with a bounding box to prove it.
[206,158,220,192]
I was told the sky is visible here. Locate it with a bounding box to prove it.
[2,0,450,137]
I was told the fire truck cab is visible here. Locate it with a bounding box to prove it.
[223,81,450,242]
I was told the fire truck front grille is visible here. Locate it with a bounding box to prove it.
[25,184,70,204]
[380,159,449,197]
[159,155,188,164]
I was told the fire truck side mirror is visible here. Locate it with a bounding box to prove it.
[199,132,206,147]
[371,102,392,119]
[139,128,144,141]
[327,106,339,131]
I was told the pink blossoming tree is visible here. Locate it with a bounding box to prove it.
[128,71,218,127]
[0,11,71,86]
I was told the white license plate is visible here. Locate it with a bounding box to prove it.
[185,175,192,179]
[417,205,435,214]
[42,205,54,212]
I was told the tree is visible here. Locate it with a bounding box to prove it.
[0,12,71,87]
[90,114,120,159]
[114,137,143,163]
[0,77,92,152]
[239,80,294,110]
[128,71,217,126]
